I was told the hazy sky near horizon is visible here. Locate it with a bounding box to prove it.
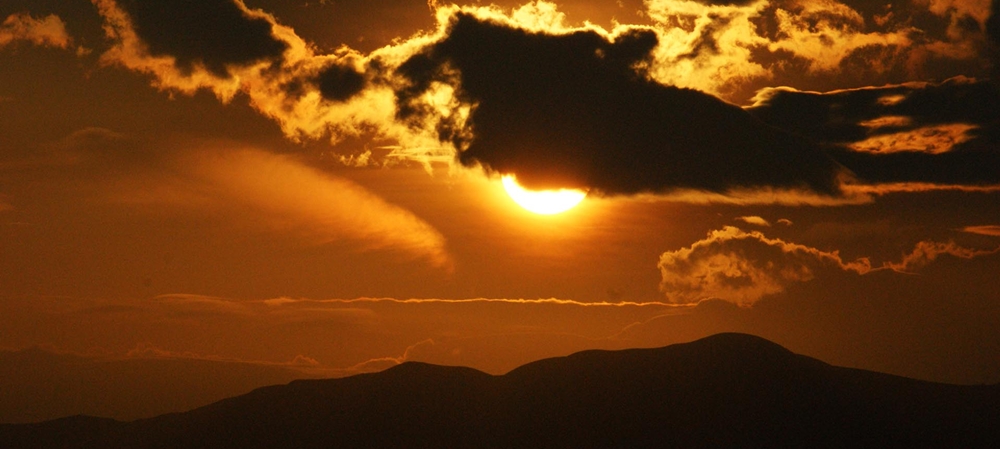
[1,0,999,388]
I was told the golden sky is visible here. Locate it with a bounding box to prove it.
[1,0,999,422]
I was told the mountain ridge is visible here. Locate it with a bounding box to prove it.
[2,333,998,448]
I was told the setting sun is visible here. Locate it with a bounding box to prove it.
[501,174,587,214]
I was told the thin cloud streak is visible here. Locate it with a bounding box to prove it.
[843,183,1000,195]
[259,296,689,308]
[961,225,1000,236]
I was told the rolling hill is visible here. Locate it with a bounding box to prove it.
[2,333,997,448]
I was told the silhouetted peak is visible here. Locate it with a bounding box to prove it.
[383,361,491,379]
[681,332,795,356]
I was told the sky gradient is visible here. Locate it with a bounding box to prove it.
[2,0,999,421]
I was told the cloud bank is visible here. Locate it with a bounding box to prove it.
[84,0,1000,203]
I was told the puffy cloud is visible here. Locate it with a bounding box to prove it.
[0,13,72,49]
[658,226,871,306]
[763,0,913,71]
[92,0,458,169]
[643,0,994,101]
[110,0,288,77]
[658,226,999,306]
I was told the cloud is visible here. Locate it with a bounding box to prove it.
[92,0,453,167]
[396,10,845,196]
[0,13,72,49]
[110,0,288,78]
[961,225,1000,236]
[736,215,770,226]
[110,146,452,268]
[90,0,997,203]
[643,0,995,101]
[258,296,681,308]
[658,226,999,306]
[777,218,793,226]
[658,226,872,306]
[750,77,1000,190]
[125,342,319,368]
[885,240,1000,273]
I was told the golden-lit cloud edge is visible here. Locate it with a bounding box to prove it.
[658,226,1000,306]
[84,0,999,205]
[0,12,73,50]
[735,216,771,226]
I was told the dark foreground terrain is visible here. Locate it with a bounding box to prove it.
[2,333,998,448]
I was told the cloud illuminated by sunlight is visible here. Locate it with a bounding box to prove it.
[658,226,1000,306]
[0,13,73,50]
[961,225,1000,237]
[110,147,452,268]
[88,0,999,202]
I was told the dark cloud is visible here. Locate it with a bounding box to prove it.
[749,77,1000,186]
[989,0,1000,81]
[396,13,844,196]
[316,63,366,102]
[692,0,758,6]
[114,0,287,77]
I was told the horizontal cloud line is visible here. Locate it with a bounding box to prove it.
[258,297,690,308]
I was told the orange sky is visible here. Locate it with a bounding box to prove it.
[1,0,999,422]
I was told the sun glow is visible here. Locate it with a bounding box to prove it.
[501,175,587,214]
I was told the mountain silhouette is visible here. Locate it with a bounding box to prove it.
[2,333,997,448]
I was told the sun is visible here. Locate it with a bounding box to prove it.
[501,175,587,215]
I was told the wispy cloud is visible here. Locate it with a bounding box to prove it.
[885,240,1000,273]
[110,147,452,268]
[961,225,1000,237]
[258,296,685,308]
[125,342,320,368]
